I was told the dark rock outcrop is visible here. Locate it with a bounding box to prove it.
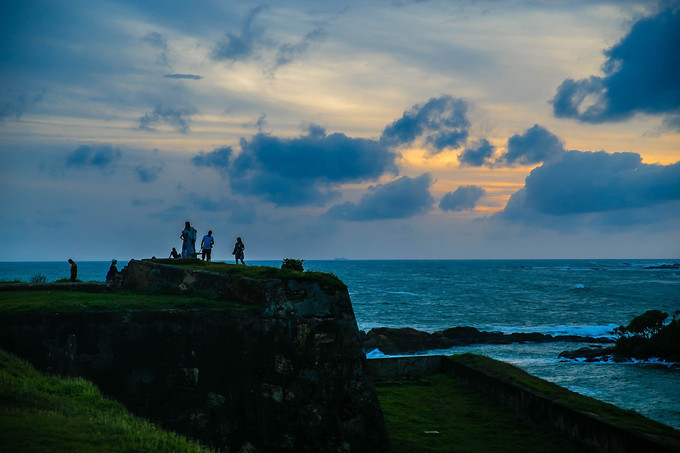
[0,259,390,453]
[362,326,613,355]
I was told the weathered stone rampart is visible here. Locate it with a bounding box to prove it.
[0,260,390,452]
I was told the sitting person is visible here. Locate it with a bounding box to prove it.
[106,259,119,282]
[169,247,180,259]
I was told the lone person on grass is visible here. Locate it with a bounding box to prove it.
[68,259,78,282]
[201,230,215,261]
[232,237,246,265]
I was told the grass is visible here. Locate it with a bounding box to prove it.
[154,258,346,290]
[0,290,258,313]
[376,373,587,453]
[449,354,680,447]
[0,348,214,452]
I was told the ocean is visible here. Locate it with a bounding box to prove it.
[2,259,679,430]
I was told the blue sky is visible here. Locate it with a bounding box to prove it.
[1,0,678,261]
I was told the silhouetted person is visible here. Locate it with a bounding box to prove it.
[180,221,197,258]
[106,259,118,282]
[201,230,215,261]
[68,259,77,282]
[232,237,245,265]
[169,247,180,259]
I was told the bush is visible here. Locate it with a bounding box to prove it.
[281,258,304,272]
[29,274,47,284]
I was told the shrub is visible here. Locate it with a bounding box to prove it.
[29,274,47,284]
[614,309,668,339]
[281,258,304,272]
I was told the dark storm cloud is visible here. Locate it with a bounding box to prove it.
[135,165,163,183]
[496,124,564,166]
[164,74,203,80]
[192,146,234,170]
[326,174,434,221]
[65,144,122,169]
[501,150,680,221]
[439,185,485,212]
[212,6,268,62]
[550,7,680,127]
[380,95,470,154]
[138,107,194,133]
[228,126,399,206]
[457,139,495,167]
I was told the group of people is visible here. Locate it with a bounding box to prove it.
[65,258,119,283]
[172,221,246,265]
[64,221,246,284]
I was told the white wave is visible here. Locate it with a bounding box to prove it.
[376,289,420,296]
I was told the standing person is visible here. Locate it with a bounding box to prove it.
[106,259,118,281]
[68,259,78,282]
[180,221,197,258]
[232,237,245,265]
[200,230,215,261]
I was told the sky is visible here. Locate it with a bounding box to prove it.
[1,0,679,261]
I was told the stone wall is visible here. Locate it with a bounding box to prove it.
[0,260,390,452]
[369,355,680,453]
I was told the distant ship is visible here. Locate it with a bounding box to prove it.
[333,257,349,261]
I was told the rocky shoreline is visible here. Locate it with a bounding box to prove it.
[360,326,613,355]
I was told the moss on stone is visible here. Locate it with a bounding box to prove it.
[150,258,346,290]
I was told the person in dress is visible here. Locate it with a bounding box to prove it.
[200,230,215,261]
[180,221,197,258]
[68,259,78,282]
[232,237,245,265]
[106,259,118,282]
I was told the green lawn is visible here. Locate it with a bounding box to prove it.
[0,348,214,452]
[0,290,257,313]
[376,373,588,453]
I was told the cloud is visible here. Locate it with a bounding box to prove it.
[457,139,495,167]
[221,126,398,206]
[135,165,163,183]
[0,90,44,122]
[164,74,203,80]
[327,174,434,221]
[380,95,470,154]
[192,146,234,170]
[65,144,122,169]
[138,107,194,134]
[501,150,680,222]
[439,185,485,211]
[550,7,680,127]
[271,27,327,72]
[212,6,268,62]
[496,124,564,166]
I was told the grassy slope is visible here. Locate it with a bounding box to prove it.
[376,373,587,453]
[450,354,680,447]
[0,349,213,453]
[0,290,259,313]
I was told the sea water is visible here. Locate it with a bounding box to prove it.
[1,259,679,429]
